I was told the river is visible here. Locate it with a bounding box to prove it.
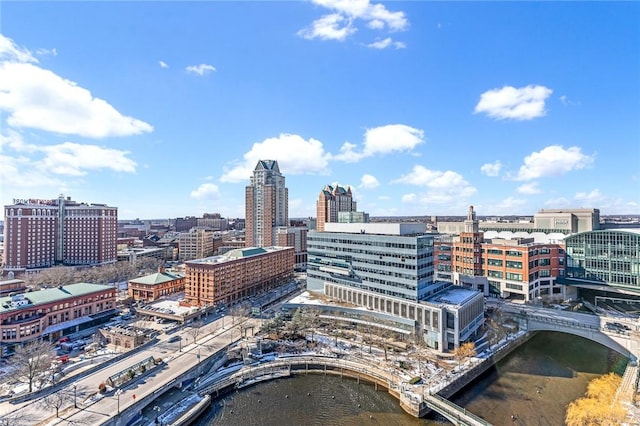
[192,332,627,426]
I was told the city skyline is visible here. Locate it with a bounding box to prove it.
[1,1,639,220]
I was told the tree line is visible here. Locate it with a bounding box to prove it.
[19,258,164,290]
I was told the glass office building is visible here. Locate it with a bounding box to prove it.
[307,223,435,301]
[565,229,640,291]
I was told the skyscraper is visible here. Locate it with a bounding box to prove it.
[3,195,118,274]
[245,160,288,247]
[316,184,357,232]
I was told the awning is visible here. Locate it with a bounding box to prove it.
[42,316,95,335]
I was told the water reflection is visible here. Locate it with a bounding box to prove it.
[194,332,626,426]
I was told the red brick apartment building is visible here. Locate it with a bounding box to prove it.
[128,268,185,302]
[3,195,118,275]
[0,283,116,354]
[184,246,294,307]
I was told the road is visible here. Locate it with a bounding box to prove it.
[0,314,260,426]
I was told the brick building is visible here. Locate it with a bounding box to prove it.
[0,283,116,355]
[184,246,294,307]
[3,195,117,275]
[128,268,185,302]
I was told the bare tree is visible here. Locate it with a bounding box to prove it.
[229,303,249,325]
[186,321,203,345]
[0,410,35,426]
[8,340,56,393]
[41,388,73,418]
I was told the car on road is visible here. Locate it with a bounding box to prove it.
[167,335,181,343]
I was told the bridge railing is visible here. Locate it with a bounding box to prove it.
[426,392,491,425]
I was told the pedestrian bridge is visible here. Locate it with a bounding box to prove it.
[197,355,491,426]
[501,305,639,361]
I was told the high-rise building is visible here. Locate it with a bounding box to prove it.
[3,195,118,275]
[245,160,288,247]
[316,184,358,232]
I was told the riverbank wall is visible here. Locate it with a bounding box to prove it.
[437,332,534,399]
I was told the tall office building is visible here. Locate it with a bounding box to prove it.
[245,160,288,247]
[316,184,358,232]
[3,195,118,274]
[307,222,435,301]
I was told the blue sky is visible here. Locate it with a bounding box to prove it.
[1,1,639,220]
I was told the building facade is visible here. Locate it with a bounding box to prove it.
[321,282,484,352]
[478,239,565,301]
[276,226,308,271]
[3,195,118,275]
[128,268,185,302]
[307,223,435,301]
[0,283,116,354]
[437,207,601,238]
[564,229,640,292]
[184,246,294,307]
[178,227,215,261]
[316,184,358,232]
[245,160,288,248]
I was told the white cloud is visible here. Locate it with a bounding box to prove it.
[300,0,408,44]
[367,19,385,30]
[474,85,553,120]
[517,181,542,195]
[402,193,417,203]
[220,133,332,183]
[366,37,405,49]
[186,64,216,76]
[359,174,379,189]
[378,195,390,201]
[574,189,605,204]
[0,34,37,63]
[35,48,57,57]
[480,161,502,177]
[495,196,527,211]
[313,0,408,31]
[159,60,168,68]
[0,36,153,139]
[1,129,137,184]
[335,124,424,162]
[515,145,594,181]
[38,142,136,176]
[393,165,477,204]
[364,124,424,156]
[560,95,580,106]
[190,183,220,200]
[544,196,572,208]
[297,14,356,41]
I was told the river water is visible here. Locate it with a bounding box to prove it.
[193,332,627,426]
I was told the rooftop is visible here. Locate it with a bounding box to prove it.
[129,271,184,285]
[322,222,428,236]
[186,246,290,265]
[0,283,114,313]
[426,286,480,306]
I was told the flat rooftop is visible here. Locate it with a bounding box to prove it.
[322,222,428,236]
[426,286,480,306]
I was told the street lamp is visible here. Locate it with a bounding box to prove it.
[73,384,77,408]
[115,389,123,414]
